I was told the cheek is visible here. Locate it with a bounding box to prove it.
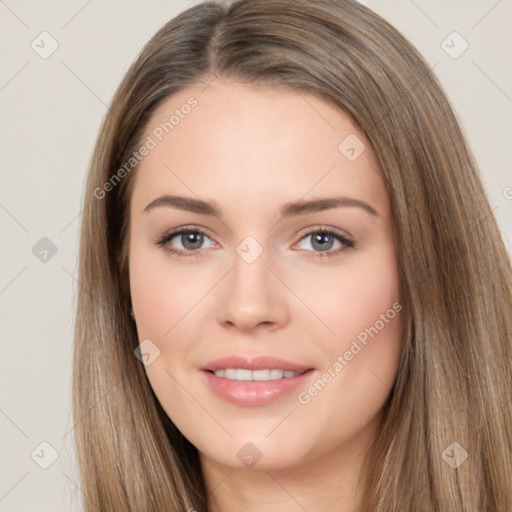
[294,246,402,446]
[129,243,206,338]
[301,239,403,411]
[128,246,203,432]
[297,241,401,356]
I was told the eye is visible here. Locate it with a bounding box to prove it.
[153,225,355,260]
[294,227,355,259]
[153,226,216,258]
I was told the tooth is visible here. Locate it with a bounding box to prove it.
[252,369,271,381]
[212,368,301,380]
[235,369,253,381]
[224,368,237,379]
[269,369,284,380]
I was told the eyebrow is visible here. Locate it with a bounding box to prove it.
[143,194,379,218]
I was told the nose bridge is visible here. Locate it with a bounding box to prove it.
[232,242,270,291]
[216,236,288,330]
[229,239,273,305]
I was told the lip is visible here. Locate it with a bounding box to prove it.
[199,355,315,407]
[200,355,312,373]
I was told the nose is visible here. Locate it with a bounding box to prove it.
[216,248,289,333]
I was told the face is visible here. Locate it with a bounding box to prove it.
[128,80,402,472]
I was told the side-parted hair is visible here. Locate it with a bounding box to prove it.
[73,0,512,510]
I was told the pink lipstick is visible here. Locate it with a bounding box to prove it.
[199,355,315,407]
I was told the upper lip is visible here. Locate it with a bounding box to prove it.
[200,356,313,373]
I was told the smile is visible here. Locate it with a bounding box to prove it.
[211,368,302,380]
[201,367,315,407]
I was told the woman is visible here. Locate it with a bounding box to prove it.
[73,0,512,510]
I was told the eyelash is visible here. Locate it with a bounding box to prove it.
[153,225,355,260]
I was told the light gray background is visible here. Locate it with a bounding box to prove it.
[1,0,511,510]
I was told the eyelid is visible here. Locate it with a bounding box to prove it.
[155,224,352,243]
[295,224,353,241]
[155,224,214,241]
[154,224,216,246]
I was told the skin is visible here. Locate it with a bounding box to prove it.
[128,79,402,512]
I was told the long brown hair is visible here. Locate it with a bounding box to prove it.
[72,0,512,510]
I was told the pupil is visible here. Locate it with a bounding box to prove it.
[313,233,333,251]
[183,232,203,250]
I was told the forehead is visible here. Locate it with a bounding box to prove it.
[129,80,388,219]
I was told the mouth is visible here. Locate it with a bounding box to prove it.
[205,368,308,381]
[199,355,315,406]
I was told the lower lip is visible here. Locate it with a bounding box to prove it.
[201,369,315,407]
